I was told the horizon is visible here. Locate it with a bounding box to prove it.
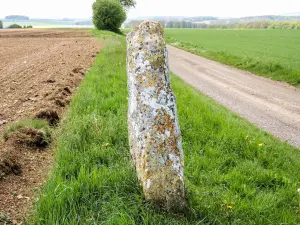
[0,0,300,20]
[1,12,300,21]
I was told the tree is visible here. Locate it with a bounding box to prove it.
[93,0,126,32]
[0,20,3,29]
[8,24,22,29]
[119,0,136,9]
[174,22,180,28]
[166,21,174,28]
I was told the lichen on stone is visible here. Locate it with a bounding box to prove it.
[126,21,187,212]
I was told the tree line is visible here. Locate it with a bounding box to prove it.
[124,20,203,29]
[0,22,33,29]
[182,16,218,22]
[208,21,300,29]
[124,20,300,30]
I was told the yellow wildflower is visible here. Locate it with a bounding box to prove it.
[102,143,110,147]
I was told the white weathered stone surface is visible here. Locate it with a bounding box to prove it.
[126,21,186,211]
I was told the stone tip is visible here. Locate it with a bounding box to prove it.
[128,21,164,38]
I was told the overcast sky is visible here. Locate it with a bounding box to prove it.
[0,0,299,19]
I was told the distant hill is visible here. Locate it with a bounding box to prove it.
[281,12,300,16]
[132,16,185,22]
[5,15,29,20]
[210,15,300,25]
[126,14,300,27]
[75,20,93,25]
[62,18,75,21]
[125,16,218,25]
[183,16,218,22]
[2,18,93,28]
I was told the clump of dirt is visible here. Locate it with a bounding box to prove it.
[0,158,21,179]
[6,127,50,148]
[55,98,66,107]
[53,86,73,108]
[0,211,13,225]
[63,86,72,94]
[72,67,85,75]
[35,109,60,126]
[46,79,56,83]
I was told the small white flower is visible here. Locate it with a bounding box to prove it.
[297,188,300,193]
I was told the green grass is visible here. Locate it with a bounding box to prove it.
[3,119,51,141]
[164,29,300,86]
[33,30,300,224]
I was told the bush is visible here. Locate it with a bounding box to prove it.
[93,0,126,32]
[23,25,33,29]
[8,24,22,29]
[0,20,3,29]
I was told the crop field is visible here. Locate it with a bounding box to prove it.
[165,29,300,86]
[31,31,300,225]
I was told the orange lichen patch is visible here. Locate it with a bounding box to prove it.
[148,54,165,72]
[154,110,175,135]
[136,72,156,88]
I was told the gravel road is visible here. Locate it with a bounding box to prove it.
[168,45,300,148]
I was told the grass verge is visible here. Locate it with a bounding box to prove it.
[165,30,300,87]
[33,30,300,224]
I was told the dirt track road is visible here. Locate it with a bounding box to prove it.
[168,45,300,148]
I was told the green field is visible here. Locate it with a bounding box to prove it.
[31,30,300,224]
[165,29,300,86]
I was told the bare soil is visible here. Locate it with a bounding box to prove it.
[168,45,300,148]
[0,29,101,223]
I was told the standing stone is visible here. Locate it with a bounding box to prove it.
[126,21,187,211]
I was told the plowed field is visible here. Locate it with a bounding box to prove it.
[0,29,101,223]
